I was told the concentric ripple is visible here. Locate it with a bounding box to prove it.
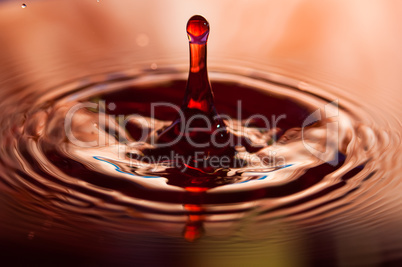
[0,67,401,262]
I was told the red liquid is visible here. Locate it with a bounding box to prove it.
[0,4,397,262]
[152,15,234,174]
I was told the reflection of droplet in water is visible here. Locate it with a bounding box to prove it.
[136,34,149,47]
[183,204,205,242]
[21,3,27,8]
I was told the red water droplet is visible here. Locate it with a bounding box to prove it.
[155,15,233,177]
[187,15,209,43]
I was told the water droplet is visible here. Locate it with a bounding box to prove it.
[187,15,210,44]
[21,3,26,8]
[150,63,158,70]
[136,34,149,47]
[156,15,231,164]
[108,102,116,111]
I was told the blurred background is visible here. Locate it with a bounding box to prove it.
[1,0,402,109]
